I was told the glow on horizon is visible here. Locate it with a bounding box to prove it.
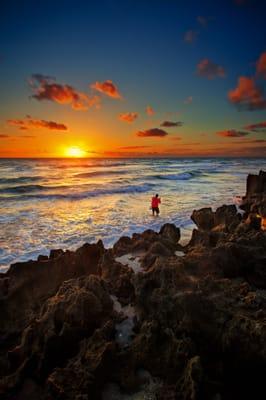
[65,146,87,158]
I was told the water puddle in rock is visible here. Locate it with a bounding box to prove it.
[175,250,185,257]
[111,295,137,347]
[102,371,162,400]
[115,254,143,274]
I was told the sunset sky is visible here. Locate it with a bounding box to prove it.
[1,0,266,157]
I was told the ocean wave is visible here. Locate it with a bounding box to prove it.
[0,184,70,194]
[153,170,205,180]
[75,170,128,178]
[0,176,41,184]
[0,183,155,201]
[57,162,128,169]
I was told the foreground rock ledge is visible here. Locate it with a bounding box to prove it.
[0,171,265,400]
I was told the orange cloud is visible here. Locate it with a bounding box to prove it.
[0,134,9,138]
[160,121,183,127]
[136,128,168,137]
[146,105,155,116]
[197,59,226,79]
[184,30,198,43]
[216,129,250,137]
[7,116,68,131]
[118,112,138,123]
[244,121,266,131]
[256,51,266,79]
[228,76,266,110]
[91,80,121,99]
[30,74,100,110]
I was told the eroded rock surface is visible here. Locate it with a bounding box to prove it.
[0,172,266,400]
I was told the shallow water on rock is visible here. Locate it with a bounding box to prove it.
[115,254,143,274]
[111,295,137,347]
[175,250,185,257]
[102,373,162,400]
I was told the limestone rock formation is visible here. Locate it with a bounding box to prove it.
[0,172,266,400]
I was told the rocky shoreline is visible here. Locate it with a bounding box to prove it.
[0,171,265,400]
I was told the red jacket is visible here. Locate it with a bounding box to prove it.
[151,197,161,207]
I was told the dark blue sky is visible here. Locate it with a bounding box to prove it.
[1,0,266,157]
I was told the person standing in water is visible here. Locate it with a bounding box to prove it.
[151,193,161,216]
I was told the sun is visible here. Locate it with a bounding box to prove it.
[65,146,86,158]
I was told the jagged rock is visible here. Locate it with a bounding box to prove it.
[114,321,194,390]
[0,241,105,339]
[187,229,224,249]
[246,170,266,197]
[176,356,203,400]
[49,249,64,259]
[211,232,266,287]
[245,212,262,230]
[159,223,181,244]
[47,321,115,400]
[112,236,132,257]
[99,251,134,304]
[213,204,240,232]
[113,226,181,262]
[191,205,241,234]
[0,277,9,297]
[140,241,174,269]
[37,255,49,262]
[191,208,215,231]
[112,230,160,257]
[241,170,266,217]
[0,275,113,396]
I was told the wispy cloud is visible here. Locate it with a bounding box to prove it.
[184,30,198,43]
[244,121,266,131]
[118,112,138,123]
[256,51,266,79]
[30,74,100,110]
[118,145,151,150]
[228,76,266,110]
[181,142,201,145]
[91,80,121,99]
[170,136,182,141]
[184,96,193,105]
[230,139,266,144]
[216,129,250,137]
[197,16,213,27]
[146,105,155,116]
[7,115,68,131]
[0,134,9,138]
[197,59,226,79]
[136,128,168,137]
[160,121,183,127]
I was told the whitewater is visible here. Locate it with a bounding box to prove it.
[0,157,265,272]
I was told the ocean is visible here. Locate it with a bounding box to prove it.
[0,157,265,272]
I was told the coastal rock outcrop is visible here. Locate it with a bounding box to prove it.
[0,241,105,339]
[0,171,266,400]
